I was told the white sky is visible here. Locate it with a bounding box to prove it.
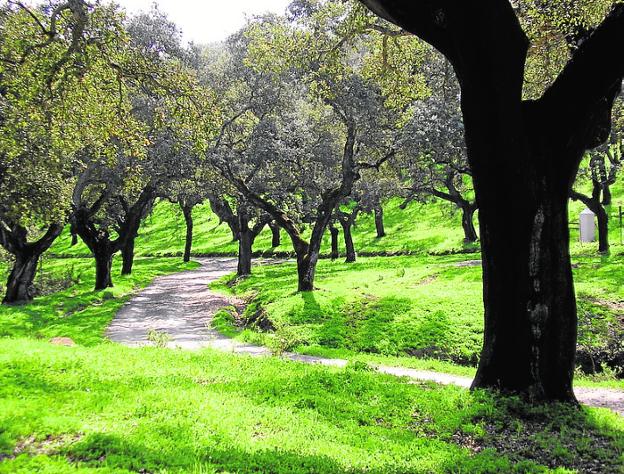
[114,0,291,44]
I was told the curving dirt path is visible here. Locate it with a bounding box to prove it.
[108,258,624,416]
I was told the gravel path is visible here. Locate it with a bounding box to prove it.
[108,258,624,416]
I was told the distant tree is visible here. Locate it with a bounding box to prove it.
[570,91,623,254]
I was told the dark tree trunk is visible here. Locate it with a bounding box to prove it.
[329,224,340,260]
[3,252,39,304]
[602,184,612,206]
[94,245,114,290]
[237,215,253,277]
[461,204,478,243]
[596,206,609,253]
[1,223,64,304]
[374,206,386,238]
[295,248,316,292]
[340,219,356,263]
[359,0,624,402]
[182,203,194,263]
[474,188,577,402]
[121,238,135,275]
[269,222,281,247]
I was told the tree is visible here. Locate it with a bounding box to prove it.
[389,51,478,243]
[70,163,155,289]
[0,1,138,303]
[570,150,615,254]
[210,11,404,291]
[359,0,624,401]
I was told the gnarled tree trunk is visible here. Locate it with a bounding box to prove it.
[1,223,63,304]
[237,215,253,277]
[571,180,610,254]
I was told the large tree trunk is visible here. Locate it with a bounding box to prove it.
[473,188,577,402]
[94,245,114,290]
[182,204,194,263]
[3,252,39,304]
[374,206,386,238]
[329,224,339,260]
[269,222,281,247]
[340,219,356,263]
[121,238,135,276]
[461,203,478,243]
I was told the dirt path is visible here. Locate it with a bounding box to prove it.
[108,258,624,416]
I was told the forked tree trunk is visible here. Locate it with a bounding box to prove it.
[329,225,340,260]
[182,204,194,263]
[295,249,316,292]
[121,238,135,276]
[461,203,478,243]
[340,219,356,263]
[269,222,281,247]
[374,206,386,238]
[1,223,63,304]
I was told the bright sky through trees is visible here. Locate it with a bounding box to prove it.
[115,0,291,44]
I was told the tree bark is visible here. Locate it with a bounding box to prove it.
[269,222,281,247]
[182,203,194,263]
[120,238,135,275]
[340,219,356,263]
[1,223,63,304]
[374,206,386,238]
[329,224,340,260]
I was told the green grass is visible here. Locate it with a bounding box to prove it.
[213,254,624,390]
[0,257,622,471]
[1,339,624,473]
